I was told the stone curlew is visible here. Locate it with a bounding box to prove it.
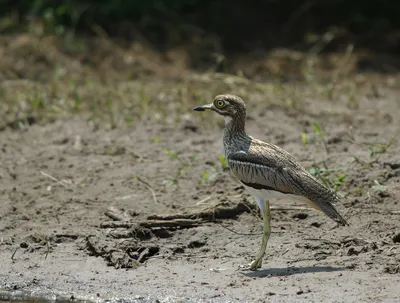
[193,94,348,270]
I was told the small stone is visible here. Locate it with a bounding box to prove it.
[173,247,185,254]
[296,290,304,295]
[188,240,206,248]
[20,242,28,249]
[347,247,359,256]
[311,222,321,228]
[393,233,400,243]
[292,213,308,220]
[384,265,400,274]
[378,191,390,198]
[188,235,207,248]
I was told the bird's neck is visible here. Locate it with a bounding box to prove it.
[223,111,247,143]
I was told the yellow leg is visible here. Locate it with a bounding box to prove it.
[249,200,271,270]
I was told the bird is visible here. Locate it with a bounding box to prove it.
[193,94,348,270]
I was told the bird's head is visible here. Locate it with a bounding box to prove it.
[193,94,246,118]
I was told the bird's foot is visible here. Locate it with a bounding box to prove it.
[239,257,263,271]
[249,257,263,270]
[134,260,144,267]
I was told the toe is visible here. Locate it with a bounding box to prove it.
[249,259,262,270]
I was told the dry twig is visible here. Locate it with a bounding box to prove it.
[135,176,158,204]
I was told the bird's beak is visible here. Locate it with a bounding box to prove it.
[193,103,214,112]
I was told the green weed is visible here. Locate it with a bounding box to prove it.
[352,137,395,167]
[352,186,363,197]
[71,82,82,112]
[164,149,196,184]
[301,132,308,146]
[345,82,357,109]
[352,156,377,168]
[309,166,347,192]
[32,97,44,109]
[139,85,151,115]
[219,155,229,170]
[312,123,329,154]
[373,180,386,194]
[202,171,209,182]
[368,142,392,158]
[199,155,229,185]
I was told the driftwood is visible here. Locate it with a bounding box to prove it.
[100,201,257,237]
[100,219,202,229]
[147,201,257,221]
[102,199,317,232]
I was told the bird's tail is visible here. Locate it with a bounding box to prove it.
[316,199,349,226]
[298,195,348,226]
[299,172,349,226]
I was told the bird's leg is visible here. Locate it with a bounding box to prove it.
[249,200,271,270]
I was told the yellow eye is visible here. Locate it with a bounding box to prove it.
[216,100,225,108]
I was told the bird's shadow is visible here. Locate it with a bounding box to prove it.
[240,265,344,278]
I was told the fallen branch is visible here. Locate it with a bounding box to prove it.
[147,201,257,221]
[146,203,313,222]
[100,218,202,229]
[105,206,133,221]
[40,171,70,188]
[102,201,317,235]
[10,247,18,260]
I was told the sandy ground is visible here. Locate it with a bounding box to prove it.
[0,35,400,303]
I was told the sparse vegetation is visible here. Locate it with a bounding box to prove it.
[312,123,329,154]
[219,155,229,170]
[373,180,386,194]
[309,166,348,193]
[351,137,396,168]
[301,131,308,146]
[163,149,196,186]
[200,169,218,184]
[368,141,393,158]
[3,0,400,55]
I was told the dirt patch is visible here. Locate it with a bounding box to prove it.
[0,33,400,302]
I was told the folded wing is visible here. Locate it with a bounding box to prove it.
[227,146,348,226]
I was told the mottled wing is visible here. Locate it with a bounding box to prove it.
[227,146,348,226]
